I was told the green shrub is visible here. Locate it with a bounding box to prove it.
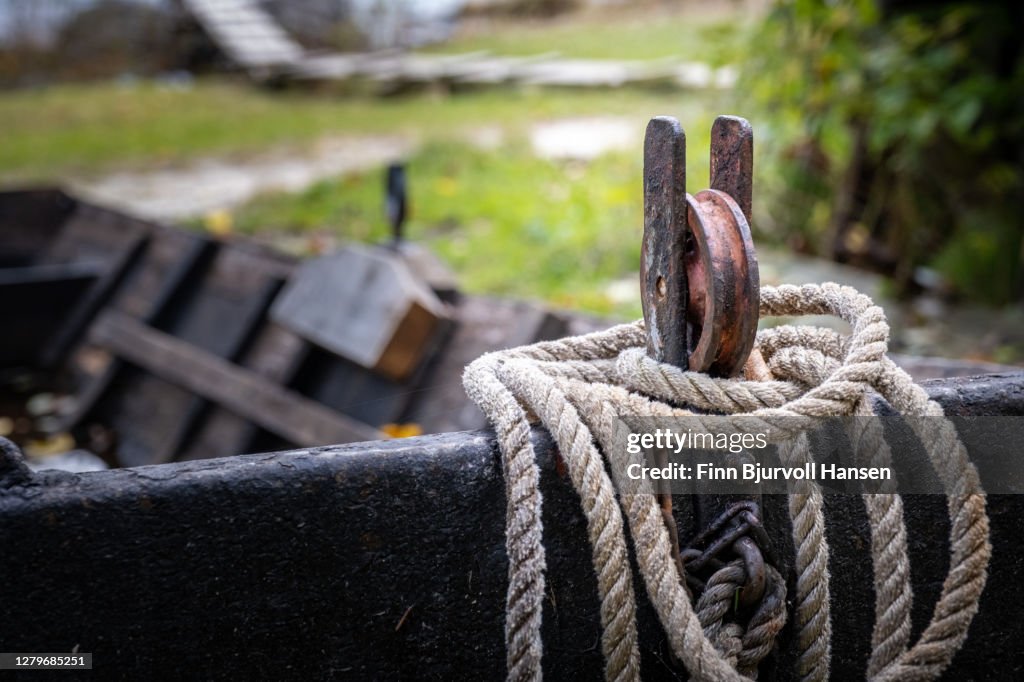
[742,0,1024,303]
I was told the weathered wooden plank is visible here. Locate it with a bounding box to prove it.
[404,296,568,433]
[41,201,143,266]
[112,226,215,322]
[1,373,1021,680]
[36,202,153,367]
[177,322,310,461]
[90,311,382,447]
[233,320,310,383]
[447,53,559,85]
[290,53,365,80]
[146,245,290,462]
[286,51,731,92]
[157,245,287,354]
[62,229,217,464]
[362,52,491,84]
[153,288,281,462]
[285,350,405,430]
[70,237,295,466]
[263,246,453,435]
[0,193,153,369]
[183,0,303,70]
[517,58,677,87]
[272,245,449,381]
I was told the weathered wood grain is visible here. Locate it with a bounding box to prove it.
[145,244,289,462]
[271,245,449,381]
[65,229,217,466]
[37,201,153,367]
[404,296,568,433]
[91,311,383,447]
[177,322,310,461]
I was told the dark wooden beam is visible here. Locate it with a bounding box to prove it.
[1,372,1022,680]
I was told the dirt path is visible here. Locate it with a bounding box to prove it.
[72,134,416,221]
[71,117,640,221]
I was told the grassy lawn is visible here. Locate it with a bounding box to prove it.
[0,79,711,181]
[425,6,749,64]
[233,140,650,318]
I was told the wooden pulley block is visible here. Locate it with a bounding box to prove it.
[641,115,759,379]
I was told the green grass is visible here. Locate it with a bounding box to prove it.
[424,9,748,64]
[0,79,707,181]
[231,126,717,318]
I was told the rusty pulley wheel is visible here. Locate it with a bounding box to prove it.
[684,189,759,377]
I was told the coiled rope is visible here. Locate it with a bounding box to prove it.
[463,283,991,682]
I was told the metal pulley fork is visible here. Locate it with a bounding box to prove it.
[641,115,771,609]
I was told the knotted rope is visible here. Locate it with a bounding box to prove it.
[463,283,991,681]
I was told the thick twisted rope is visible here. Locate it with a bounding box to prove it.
[696,560,788,678]
[463,283,991,681]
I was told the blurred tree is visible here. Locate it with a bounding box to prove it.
[0,0,185,84]
[53,0,175,79]
[744,0,1024,304]
[0,0,83,85]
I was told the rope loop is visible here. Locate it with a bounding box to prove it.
[464,283,990,682]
